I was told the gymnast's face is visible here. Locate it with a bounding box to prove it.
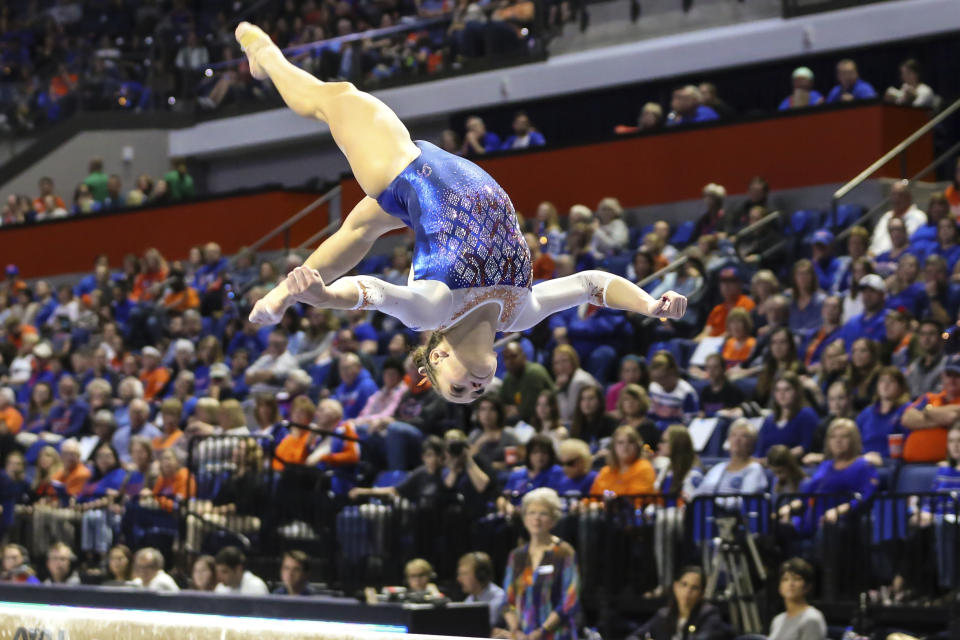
[429,342,496,404]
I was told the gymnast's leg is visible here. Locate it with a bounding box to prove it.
[235,22,420,197]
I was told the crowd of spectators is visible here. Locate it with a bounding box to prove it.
[614,57,939,135]
[0,0,538,131]
[1,157,960,636]
[1,155,193,227]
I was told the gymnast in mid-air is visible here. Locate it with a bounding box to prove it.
[236,22,687,404]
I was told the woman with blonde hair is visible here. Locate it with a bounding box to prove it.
[27,445,67,556]
[592,197,628,258]
[778,418,878,535]
[788,259,826,334]
[503,488,580,640]
[534,201,566,257]
[552,345,598,424]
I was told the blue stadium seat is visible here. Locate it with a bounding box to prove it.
[670,220,696,247]
[789,210,822,237]
[895,464,939,493]
[585,345,618,385]
[733,376,758,401]
[374,470,407,488]
[834,203,864,230]
[599,253,632,278]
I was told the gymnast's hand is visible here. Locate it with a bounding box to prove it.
[284,265,329,307]
[648,291,687,320]
[248,286,289,325]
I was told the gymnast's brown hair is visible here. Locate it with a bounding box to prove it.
[411,331,444,388]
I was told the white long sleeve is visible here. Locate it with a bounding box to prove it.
[345,275,453,331]
[508,270,625,331]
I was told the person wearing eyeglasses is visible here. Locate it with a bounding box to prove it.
[554,439,596,499]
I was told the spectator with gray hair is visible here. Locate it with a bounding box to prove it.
[694,419,768,498]
[133,547,179,592]
[779,67,824,110]
[245,329,298,395]
[591,197,629,258]
[112,398,162,465]
[503,487,580,640]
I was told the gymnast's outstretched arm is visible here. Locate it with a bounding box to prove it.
[250,197,406,323]
[508,270,687,331]
[279,266,452,331]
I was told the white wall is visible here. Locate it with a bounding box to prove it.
[2,129,170,199]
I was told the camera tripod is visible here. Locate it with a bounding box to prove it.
[704,516,766,634]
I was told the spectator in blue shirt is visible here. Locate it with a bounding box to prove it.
[755,372,819,460]
[461,116,502,157]
[498,434,564,514]
[46,375,89,440]
[192,242,228,294]
[331,352,379,420]
[666,85,719,126]
[554,438,597,498]
[500,111,545,151]
[779,67,824,111]
[779,418,878,537]
[855,366,909,462]
[811,230,840,292]
[841,274,888,348]
[929,217,960,274]
[826,59,877,104]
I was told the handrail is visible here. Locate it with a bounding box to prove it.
[835,137,960,243]
[639,255,687,288]
[296,219,341,251]
[247,185,341,254]
[832,98,960,209]
[735,210,782,241]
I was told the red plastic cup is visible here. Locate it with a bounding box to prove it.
[888,433,904,459]
[504,446,519,466]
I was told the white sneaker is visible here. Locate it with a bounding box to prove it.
[235,21,269,81]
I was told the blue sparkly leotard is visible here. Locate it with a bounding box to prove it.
[348,141,622,333]
[376,141,532,293]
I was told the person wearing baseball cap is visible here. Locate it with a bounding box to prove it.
[779,67,824,111]
[840,274,887,348]
[698,267,755,339]
[811,229,841,292]
[901,354,960,462]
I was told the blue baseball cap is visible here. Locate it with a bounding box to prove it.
[812,230,834,245]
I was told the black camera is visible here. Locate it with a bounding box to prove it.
[446,439,467,457]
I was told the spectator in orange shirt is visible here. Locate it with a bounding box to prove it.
[272,396,317,471]
[525,232,555,281]
[945,157,960,218]
[3,316,38,352]
[590,425,655,498]
[52,439,92,497]
[130,249,168,303]
[721,308,756,368]
[161,269,200,313]
[142,449,196,512]
[0,388,23,436]
[32,177,66,215]
[139,346,171,402]
[152,398,184,457]
[900,359,960,463]
[697,267,756,339]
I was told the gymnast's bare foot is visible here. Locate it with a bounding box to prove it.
[235,21,271,81]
